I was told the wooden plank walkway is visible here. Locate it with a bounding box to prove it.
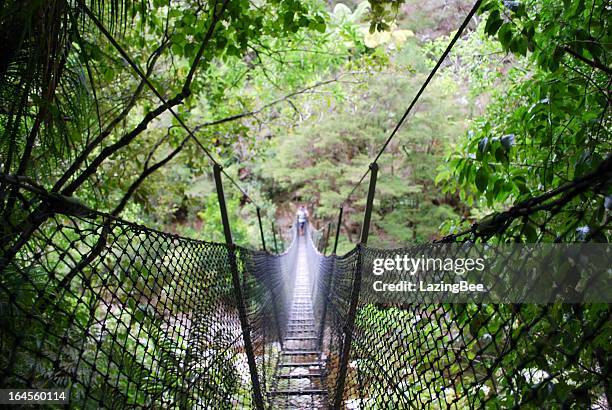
[269,234,326,409]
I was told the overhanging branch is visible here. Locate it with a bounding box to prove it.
[193,72,364,130]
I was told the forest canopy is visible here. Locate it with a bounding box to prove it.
[0,0,609,247]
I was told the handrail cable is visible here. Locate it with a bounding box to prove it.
[341,0,482,205]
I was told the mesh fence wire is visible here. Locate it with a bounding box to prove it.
[315,160,611,409]
[0,181,286,408]
[241,228,300,398]
[318,158,612,409]
[323,248,612,409]
[320,247,610,408]
[317,248,359,407]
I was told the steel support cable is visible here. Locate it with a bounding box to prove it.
[340,0,482,206]
[75,0,261,208]
[371,0,482,164]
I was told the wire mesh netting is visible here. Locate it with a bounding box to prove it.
[241,227,300,398]
[317,248,359,407]
[313,157,611,409]
[0,182,285,408]
[267,224,329,408]
[322,248,611,408]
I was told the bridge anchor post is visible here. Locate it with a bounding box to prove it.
[213,164,265,410]
[359,162,378,245]
[333,162,378,408]
[323,222,331,255]
[272,221,279,253]
[332,206,343,255]
[256,207,266,252]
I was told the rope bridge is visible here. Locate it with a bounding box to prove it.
[0,1,610,407]
[0,172,610,409]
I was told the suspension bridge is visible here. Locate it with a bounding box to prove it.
[269,230,326,408]
[0,0,610,407]
[0,163,610,408]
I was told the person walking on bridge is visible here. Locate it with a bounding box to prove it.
[296,205,309,236]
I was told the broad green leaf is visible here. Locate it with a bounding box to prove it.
[475,166,489,192]
[485,10,503,36]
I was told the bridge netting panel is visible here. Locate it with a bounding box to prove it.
[241,226,301,397]
[315,246,610,409]
[0,185,295,408]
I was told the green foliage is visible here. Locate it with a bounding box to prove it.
[437,0,610,243]
[1,0,371,249]
[261,37,466,250]
[480,0,610,70]
[195,189,248,244]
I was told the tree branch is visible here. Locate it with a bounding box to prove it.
[193,72,364,130]
[563,46,612,75]
[111,135,190,216]
[182,0,231,93]
[61,92,185,196]
[438,155,612,242]
[62,0,230,196]
[53,39,169,192]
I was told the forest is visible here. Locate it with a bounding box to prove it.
[1,0,609,247]
[0,0,610,408]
